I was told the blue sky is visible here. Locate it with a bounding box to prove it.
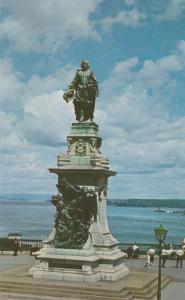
[0,0,185,199]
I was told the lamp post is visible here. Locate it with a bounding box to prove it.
[154,224,168,300]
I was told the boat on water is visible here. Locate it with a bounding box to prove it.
[155,208,185,214]
[173,210,185,215]
[154,207,166,212]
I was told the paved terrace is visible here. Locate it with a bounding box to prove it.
[125,256,185,300]
[0,254,184,300]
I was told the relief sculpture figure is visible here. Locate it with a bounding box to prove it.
[63,60,99,122]
[51,178,97,249]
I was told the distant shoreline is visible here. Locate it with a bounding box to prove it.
[1,194,185,209]
[1,199,185,209]
[107,199,185,208]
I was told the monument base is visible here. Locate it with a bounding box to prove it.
[30,121,130,282]
[29,246,129,282]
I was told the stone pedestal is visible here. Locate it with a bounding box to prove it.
[29,122,129,282]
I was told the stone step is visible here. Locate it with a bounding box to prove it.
[126,274,158,292]
[0,279,126,294]
[0,281,134,300]
[0,281,131,296]
[0,287,133,300]
[0,288,133,300]
[0,292,77,300]
[128,276,171,299]
[0,272,170,300]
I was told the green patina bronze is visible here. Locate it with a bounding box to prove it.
[63,60,99,122]
[51,178,97,249]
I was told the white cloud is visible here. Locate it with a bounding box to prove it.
[101,107,185,198]
[27,65,76,97]
[19,90,73,147]
[137,53,184,89]
[0,143,58,193]
[0,0,101,52]
[102,57,138,96]
[0,101,59,193]
[96,41,185,197]
[124,0,136,6]
[112,57,139,75]
[0,58,76,194]
[102,46,185,98]
[0,111,46,193]
[178,39,185,55]
[101,8,146,30]
[0,57,75,113]
[0,58,25,111]
[0,57,76,148]
[158,0,185,20]
[157,54,183,71]
[138,60,171,89]
[0,111,22,149]
[0,111,16,136]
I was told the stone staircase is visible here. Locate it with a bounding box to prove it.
[0,279,134,300]
[0,273,171,300]
[126,274,171,299]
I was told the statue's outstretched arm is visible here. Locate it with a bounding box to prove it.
[63,72,79,102]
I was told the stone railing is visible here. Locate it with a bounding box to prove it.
[119,242,182,254]
[0,238,42,254]
[0,238,182,256]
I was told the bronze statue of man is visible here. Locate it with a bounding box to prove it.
[63,60,99,122]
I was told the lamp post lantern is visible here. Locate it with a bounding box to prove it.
[154,224,168,300]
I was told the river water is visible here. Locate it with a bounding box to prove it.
[0,194,185,244]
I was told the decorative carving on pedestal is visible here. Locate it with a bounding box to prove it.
[67,136,101,157]
[58,127,107,169]
[67,137,75,155]
[75,138,86,156]
[89,137,101,154]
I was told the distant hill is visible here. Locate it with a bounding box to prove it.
[107,199,185,208]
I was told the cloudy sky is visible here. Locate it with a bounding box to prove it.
[0,0,185,199]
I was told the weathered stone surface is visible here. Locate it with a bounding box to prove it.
[57,122,108,169]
